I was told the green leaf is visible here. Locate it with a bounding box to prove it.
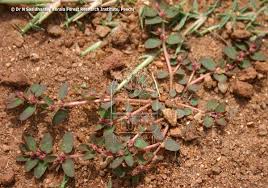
[176,109,185,119]
[206,99,219,111]
[203,115,214,128]
[251,52,266,61]
[25,159,39,172]
[83,151,95,160]
[19,105,36,121]
[166,33,183,45]
[43,96,54,106]
[144,38,162,49]
[174,14,188,31]
[152,100,162,111]
[145,16,163,25]
[104,132,122,153]
[124,155,134,167]
[52,109,68,125]
[30,84,46,97]
[62,159,75,177]
[112,167,126,178]
[188,84,200,93]
[156,70,169,79]
[183,108,192,116]
[7,98,24,109]
[164,6,180,18]
[150,124,164,140]
[34,162,48,179]
[40,133,53,154]
[134,138,148,149]
[61,132,73,154]
[169,89,177,98]
[190,98,199,106]
[215,117,227,126]
[200,57,216,71]
[213,74,227,83]
[24,136,37,152]
[143,6,158,17]
[164,138,180,151]
[215,103,226,113]
[224,46,238,60]
[58,82,68,100]
[16,156,29,162]
[239,60,251,69]
[110,157,124,169]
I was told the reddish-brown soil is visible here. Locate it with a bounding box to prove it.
[0,1,268,188]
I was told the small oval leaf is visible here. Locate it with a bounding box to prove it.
[224,46,238,60]
[34,162,48,179]
[52,109,68,125]
[62,159,75,177]
[19,105,36,121]
[110,157,124,169]
[24,136,37,152]
[203,115,214,128]
[58,82,68,100]
[134,138,148,149]
[40,133,53,154]
[164,138,180,151]
[25,159,39,172]
[7,98,24,109]
[61,132,74,154]
[200,57,216,71]
[144,38,162,49]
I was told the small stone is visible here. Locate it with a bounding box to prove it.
[204,74,216,89]
[145,176,151,183]
[102,49,126,72]
[193,112,203,124]
[2,144,10,152]
[95,25,111,38]
[155,61,164,68]
[231,80,254,98]
[64,39,74,48]
[218,82,229,94]
[212,166,222,175]
[170,127,182,138]
[162,108,177,126]
[5,63,11,67]
[0,169,15,186]
[238,67,257,81]
[255,62,268,74]
[231,29,251,39]
[247,122,254,127]
[182,124,199,141]
[13,31,24,48]
[174,83,184,93]
[225,22,233,34]
[109,25,129,46]
[47,25,63,37]
[1,72,30,87]
[258,124,267,136]
[30,53,40,62]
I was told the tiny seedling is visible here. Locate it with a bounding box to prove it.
[16,132,90,178]
[203,99,227,128]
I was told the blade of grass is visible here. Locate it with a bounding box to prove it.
[115,54,156,93]
[80,41,102,57]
